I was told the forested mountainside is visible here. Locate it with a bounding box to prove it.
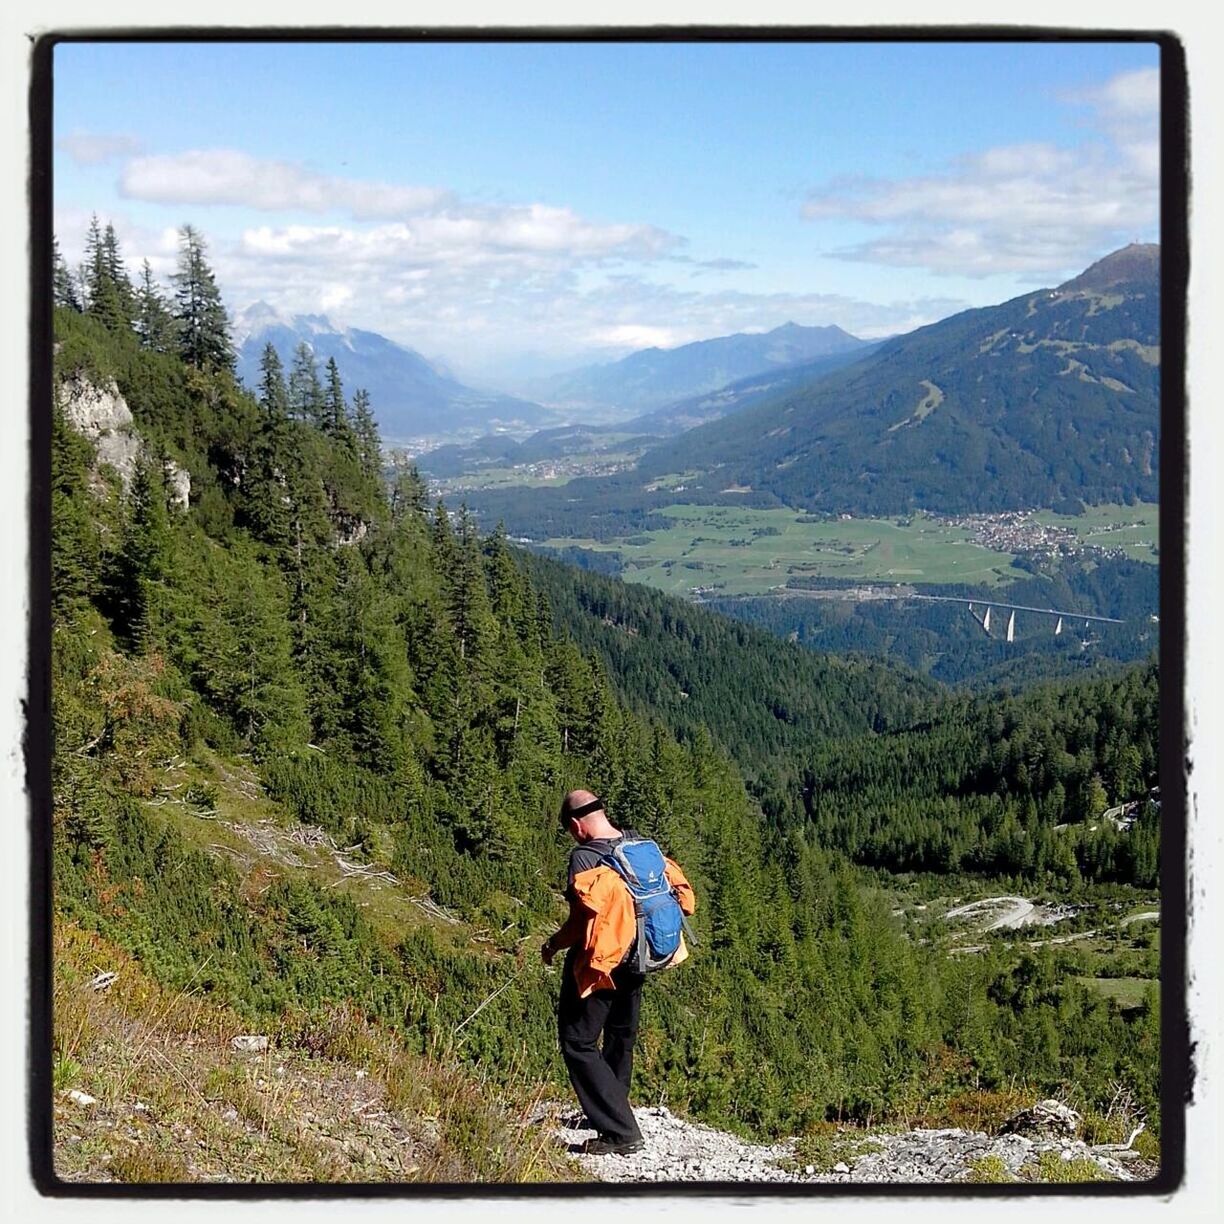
[523,555,936,817]
[705,556,1160,691]
[617,339,886,437]
[636,245,1159,515]
[48,225,1161,1177]
[530,556,1159,879]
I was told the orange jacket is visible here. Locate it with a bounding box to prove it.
[557,856,696,997]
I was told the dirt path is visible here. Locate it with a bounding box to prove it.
[943,896,1036,930]
[550,1104,1149,1184]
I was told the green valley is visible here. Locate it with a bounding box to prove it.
[534,502,1157,598]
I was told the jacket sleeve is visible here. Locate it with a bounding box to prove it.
[550,893,590,949]
[664,857,697,915]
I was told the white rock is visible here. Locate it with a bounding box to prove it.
[65,1089,96,1107]
[231,1034,269,1053]
[165,460,191,510]
[58,375,142,490]
[833,1161,850,1173]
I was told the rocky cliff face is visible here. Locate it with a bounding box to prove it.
[58,374,190,510]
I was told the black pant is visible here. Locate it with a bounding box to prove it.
[557,954,644,1143]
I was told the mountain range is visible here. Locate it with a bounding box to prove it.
[528,321,871,419]
[619,340,887,437]
[636,245,1161,514]
[233,303,554,440]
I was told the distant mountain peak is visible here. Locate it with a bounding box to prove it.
[534,321,868,417]
[232,300,288,348]
[234,309,551,438]
[1058,243,1160,294]
[298,312,339,336]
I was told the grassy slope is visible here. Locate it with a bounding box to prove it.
[53,921,586,1185]
[52,734,586,1185]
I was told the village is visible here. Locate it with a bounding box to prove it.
[938,509,1151,562]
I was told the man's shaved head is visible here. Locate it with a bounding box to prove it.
[560,789,603,823]
[558,790,617,841]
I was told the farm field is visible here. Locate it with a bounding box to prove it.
[435,467,573,491]
[543,505,1021,596]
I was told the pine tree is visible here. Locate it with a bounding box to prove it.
[390,455,428,523]
[134,261,176,352]
[102,223,137,326]
[111,454,173,650]
[447,506,497,670]
[83,214,130,332]
[288,342,323,424]
[52,236,82,311]
[244,344,294,549]
[258,343,289,422]
[171,225,234,372]
[80,214,103,314]
[323,357,352,443]
[430,500,456,574]
[351,389,381,479]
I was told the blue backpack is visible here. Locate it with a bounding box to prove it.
[601,837,693,974]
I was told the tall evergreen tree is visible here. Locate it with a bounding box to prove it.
[288,342,324,424]
[390,455,428,523]
[134,261,176,352]
[110,454,173,651]
[102,224,137,325]
[82,214,131,332]
[244,343,295,549]
[322,357,352,443]
[258,343,289,422]
[351,388,381,479]
[171,225,234,372]
[52,236,82,312]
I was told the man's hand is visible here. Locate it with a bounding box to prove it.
[541,936,558,966]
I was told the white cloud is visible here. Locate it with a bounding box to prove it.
[57,130,143,166]
[1067,66,1159,127]
[120,149,451,218]
[802,66,1160,279]
[55,201,960,380]
[117,149,679,266]
[592,324,683,351]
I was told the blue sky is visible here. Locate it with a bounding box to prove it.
[53,39,1161,382]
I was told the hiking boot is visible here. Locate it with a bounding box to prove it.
[582,1135,645,1156]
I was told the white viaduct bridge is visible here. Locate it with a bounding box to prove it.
[909,594,1126,642]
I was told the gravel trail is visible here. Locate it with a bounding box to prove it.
[549,1104,1150,1185]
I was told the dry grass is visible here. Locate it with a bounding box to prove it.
[892,1079,1039,1135]
[52,920,586,1185]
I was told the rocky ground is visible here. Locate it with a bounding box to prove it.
[550,1100,1158,1185]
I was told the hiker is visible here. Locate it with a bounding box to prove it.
[541,789,696,1156]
